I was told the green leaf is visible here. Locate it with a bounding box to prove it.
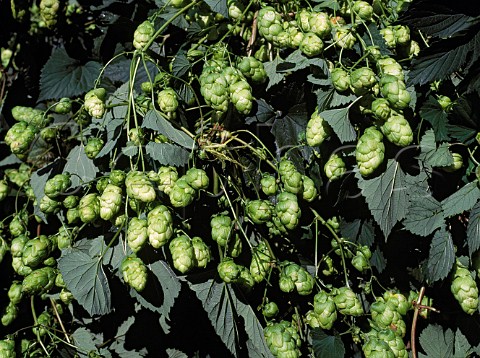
[0,154,22,167]
[166,348,188,358]
[204,0,229,18]
[145,142,190,166]
[190,280,238,356]
[329,92,356,108]
[426,227,455,283]
[271,104,308,152]
[315,87,335,111]
[109,316,148,357]
[404,13,476,38]
[122,143,138,157]
[362,23,392,56]
[356,159,409,238]
[371,247,386,273]
[311,328,345,358]
[142,110,195,148]
[58,244,112,316]
[72,327,103,357]
[279,50,328,73]
[172,52,190,78]
[441,181,480,218]
[63,145,99,188]
[30,164,55,223]
[419,324,473,358]
[39,48,102,101]
[446,124,477,144]
[419,97,450,142]
[264,56,285,90]
[245,99,276,124]
[403,193,444,237]
[467,201,480,257]
[340,219,374,247]
[417,129,453,167]
[319,107,356,143]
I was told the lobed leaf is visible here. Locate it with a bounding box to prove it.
[146,142,190,166]
[142,110,195,149]
[319,107,356,143]
[419,97,450,142]
[311,328,345,358]
[63,145,99,188]
[466,201,480,257]
[441,181,480,218]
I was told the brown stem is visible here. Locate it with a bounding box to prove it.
[50,298,71,344]
[246,10,259,56]
[411,287,426,358]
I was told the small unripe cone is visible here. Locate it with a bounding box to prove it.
[121,255,148,292]
[127,217,148,253]
[99,184,123,220]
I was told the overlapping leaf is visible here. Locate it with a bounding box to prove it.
[426,227,455,283]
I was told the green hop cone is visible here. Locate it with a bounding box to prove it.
[296,9,311,32]
[451,262,479,315]
[78,193,100,223]
[39,0,60,27]
[128,127,145,145]
[110,170,126,187]
[356,127,385,176]
[21,266,56,295]
[84,89,106,118]
[275,192,301,230]
[371,98,391,120]
[67,207,80,224]
[169,177,195,207]
[370,299,407,336]
[380,75,411,110]
[218,257,240,283]
[199,70,230,113]
[257,7,283,42]
[312,291,337,329]
[261,174,278,196]
[443,153,463,172]
[437,95,453,112]
[363,336,395,358]
[377,58,404,81]
[133,20,155,50]
[331,68,351,92]
[0,339,15,357]
[157,88,178,114]
[147,205,173,248]
[121,255,148,292]
[381,114,413,147]
[56,226,72,249]
[334,26,356,49]
[299,32,324,57]
[306,109,330,147]
[227,233,242,258]
[377,329,409,358]
[54,98,72,114]
[4,121,37,155]
[281,170,303,194]
[236,57,267,84]
[394,25,410,45]
[192,237,211,268]
[12,256,33,276]
[44,173,71,199]
[264,320,301,358]
[169,235,196,274]
[279,262,315,295]
[157,166,178,194]
[184,168,209,190]
[22,235,53,268]
[39,195,61,215]
[350,67,377,95]
[246,199,272,224]
[0,180,9,201]
[333,287,363,316]
[229,79,253,115]
[60,288,74,304]
[33,311,52,337]
[2,302,18,326]
[351,249,370,272]
[250,241,272,282]
[307,12,331,38]
[302,175,318,202]
[383,291,411,316]
[324,154,346,181]
[353,0,373,21]
[84,137,104,159]
[63,195,79,209]
[263,301,279,318]
[380,26,396,48]
[127,217,148,253]
[126,171,156,203]
[210,214,232,246]
[8,281,23,305]
[10,235,29,258]
[99,184,123,220]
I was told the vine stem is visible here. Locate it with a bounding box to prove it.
[411,286,425,358]
[31,297,49,356]
[50,298,71,344]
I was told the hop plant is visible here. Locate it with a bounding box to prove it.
[246,199,273,224]
[184,168,209,190]
[263,301,279,318]
[356,127,385,176]
[307,12,332,38]
[281,169,303,194]
[40,0,59,28]
[8,281,23,305]
[4,121,37,155]
[302,175,318,202]
[350,67,377,95]
[371,98,391,120]
[333,287,364,316]
[250,241,272,282]
[237,57,267,84]
[363,336,395,358]
[21,266,56,295]
[147,205,173,248]
[99,184,123,220]
[218,257,240,283]
[211,214,232,246]
[133,20,155,50]
[275,192,301,230]
[334,27,356,49]
[45,174,72,199]
[353,0,373,21]
[84,88,106,119]
[169,177,196,207]
[169,235,196,273]
[157,166,178,194]
[299,32,324,57]
[451,261,479,315]
[84,137,104,159]
[229,79,253,115]
[306,108,330,147]
[381,113,413,147]
[40,195,61,215]
[22,235,53,268]
[257,6,283,42]
[279,262,315,296]
[199,70,230,113]
[127,218,148,253]
[0,180,9,201]
[192,237,211,268]
[121,255,148,292]
[125,171,156,203]
[380,27,396,48]
[157,88,178,115]
[444,152,463,172]
[311,291,337,329]
[370,299,407,336]
[351,246,372,272]
[324,154,347,181]
[377,329,409,358]
[380,75,411,110]
[2,302,19,326]
[0,339,15,357]
[264,320,301,358]
[78,193,100,223]
[261,174,278,196]
[331,68,351,92]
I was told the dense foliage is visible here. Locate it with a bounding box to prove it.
[1,0,480,357]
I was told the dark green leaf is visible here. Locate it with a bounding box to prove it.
[403,194,444,236]
[312,0,341,11]
[417,129,453,168]
[419,97,450,142]
[329,92,356,108]
[371,247,386,273]
[172,53,190,78]
[190,280,238,356]
[271,104,308,151]
[356,159,409,238]
[58,245,112,316]
[122,143,138,157]
[39,48,102,101]
[311,328,345,358]
[264,56,285,90]
[426,227,455,283]
[315,88,335,111]
[0,154,22,167]
[279,50,328,73]
[418,324,473,358]
[319,107,356,143]
[340,220,374,247]
[72,327,102,356]
[245,99,276,124]
[403,13,475,38]
[446,124,477,144]
[441,181,480,218]
[142,110,195,148]
[454,329,473,357]
[204,0,229,18]
[146,142,190,166]
[63,145,99,188]
[166,348,188,358]
[467,201,480,256]
[109,316,148,357]
[362,23,392,56]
